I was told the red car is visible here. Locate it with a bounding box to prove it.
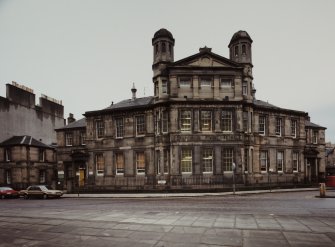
[0,187,19,199]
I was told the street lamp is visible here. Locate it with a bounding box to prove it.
[268,168,273,192]
[232,162,236,195]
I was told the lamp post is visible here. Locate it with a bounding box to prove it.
[268,168,273,192]
[232,162,236,195]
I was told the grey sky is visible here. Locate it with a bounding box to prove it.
[0,0,334,142]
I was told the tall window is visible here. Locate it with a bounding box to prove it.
[242,81,247,95]
[162,80,167,94]
[277,151,284,172]
[162,110,169,133]
[200,77,212,87]
[223,148,234,171]
[181,149,192,173]
[179,77,191,88]
[39,170,46,184]
[136,115,145,136]
[201,111,212,132]
[116,118,124,138]
[96,120,104,138]
[275,118,282,136]
[80,131,86,145]
[291,120,297,138]
[136,152,145,174]
[163,149,169,174]
[243,111,248,132]
[234,46,238,56]
[65,133,73,146]
[222,110,232,132]
[220,78,232,88]
[116,153,124,175]
[5,148,11,162]
[96,153,104,175]
[260,151,268,172]
[180,110,192,132]
[5,170,11,184]
[259,115,266,135]
[312,130,318,144]
[293,152,299,172]
[39,149,45,162]
[202,149,213,173]
[242,44,246,55]
[162,42,166,52]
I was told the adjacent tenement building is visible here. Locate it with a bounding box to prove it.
[57,29,326,192]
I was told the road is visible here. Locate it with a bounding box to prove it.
[0,191,335,246]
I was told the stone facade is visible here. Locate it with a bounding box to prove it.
[56,29,326,192]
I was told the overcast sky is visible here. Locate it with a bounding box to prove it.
[0,0,334,142]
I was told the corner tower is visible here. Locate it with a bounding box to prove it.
[228,30,253,65]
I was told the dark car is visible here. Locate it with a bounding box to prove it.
[19,185,63,199]
[0,187,19,199]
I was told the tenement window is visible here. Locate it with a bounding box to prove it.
[291,120,297,138]
[96,120,104,138]
[243,111,248,132]
[201,110,212,132]
[96,153,104,175]
[222,110,232,132]
[275,118,282,136]
[180,110,192,132]
[116,118,124,138]
[223,148,234,172]
[39,149,45,162]
[181,149,192,173]
[179,77,192,88]
[259,115,266,135]
[293,152,299,172]
[277,151,284,172]
[39,170,46,184]
[162,110,169,133]
[312,130,318,144]
[220,78,232,88]
[116,153,124,175]
[136,115,145,136]
[65,133,73,146]
[136,152,145,175]
[260,151,268,172]
[80,131,86,145]
[202,149,213,173]
[5,148,11,162]
[162,80,167,94]
[242,81,247,95]
[5,170,11,184]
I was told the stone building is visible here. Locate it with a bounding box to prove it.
[0,136,57,189]
[56,29,326,192]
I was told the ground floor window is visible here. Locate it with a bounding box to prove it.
[163,149,169,174]
[136,152,145,174]
[5,170,11,184]
[96,153,104,175]
[277,151,284,172]
[116,153,124,175]
[293,152,299,172]
[39,170,46,184]
[260,151,268,172]
[223,148,234,171]
[181,149,192,173]
[202,148,213,173]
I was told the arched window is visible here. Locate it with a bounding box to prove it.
[234,46,239,56]
[162,42,166,53]
[155,44,158,54]
[242,44,246,55]
[169,44,172,53]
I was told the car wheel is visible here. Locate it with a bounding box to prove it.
[43,194,48,199]
[0,195,4,199]
[24,194,29,200]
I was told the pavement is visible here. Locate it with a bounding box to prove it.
[63,187,324,198]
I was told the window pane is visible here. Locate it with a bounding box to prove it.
[223,148,233,171]
[181,149,192,173]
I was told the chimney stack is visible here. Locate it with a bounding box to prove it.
[131,83,137,100]
[67,113,76,124]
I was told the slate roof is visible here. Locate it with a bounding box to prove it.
[55,118,86,131]
[0,136,52,149]
[305,120,326,129]
[253,99,307,115]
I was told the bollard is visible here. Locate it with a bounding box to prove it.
[319,183,326,198]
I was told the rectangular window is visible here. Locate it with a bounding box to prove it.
[181,149,192,173]
[222,110,232,132]
[220,78,232,88]
[163,149,169,174]
[293,152,299,172]
[179,77,192,87]
[275,118,282,136]
[223,148,234,171]
[136,152,145,174]
[242,81,248,95]
[312,131,318,144]
[65,133,73,146]
[39,170,46,184]
[96,153,104,175]
[201,110,212,132]
[116,118,124,138]
[136,115,145,136]
[180,110,192,132]
[202,149,213,173]
[260,151,268,172]
[243,111,248,132]
[200,77,212,87]
[115,153,124,175]
[162,80,167,94]
[259,115,266,135]
[96,120,104,138]
[162,110,169,133]
[277,151,284,172]
[5,170,11,184]
[5,148,11,162]
[80,131,86,145]
[39,149,45,162]
[291,120,297,138]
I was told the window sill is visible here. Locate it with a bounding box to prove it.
[96,173,104,176]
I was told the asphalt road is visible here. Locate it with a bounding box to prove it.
[1,191,335,246]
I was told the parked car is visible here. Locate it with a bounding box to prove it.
[0,187,19,199]
[19,185,63,199]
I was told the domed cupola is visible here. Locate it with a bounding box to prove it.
[152,28,175,66]
[228,30,253,64]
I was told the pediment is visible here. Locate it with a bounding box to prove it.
[172,51,240,68]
